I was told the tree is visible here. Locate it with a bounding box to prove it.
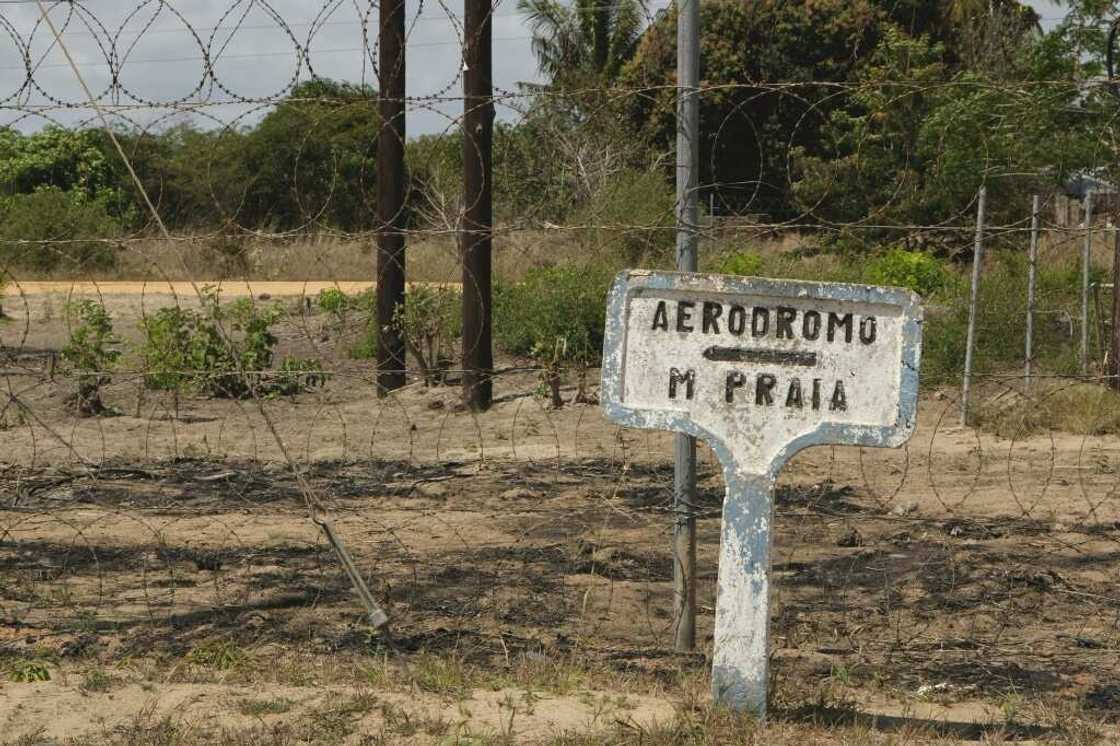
[233,78,379,231]
[519,0,648,84]
[0,127,121,208]
[790,22,1107,246]
[620,0,892,217]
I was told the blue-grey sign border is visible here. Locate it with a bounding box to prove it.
[601,270,922,477]
[599,269,923,716]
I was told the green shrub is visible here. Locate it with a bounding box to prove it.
[715,251,764,277]
[186,291,280,398]
[0,188,120,272]
[921,251,1092,385]
[575,170,676,266]
[139,307,192,391]
[347,289,379,360]
[61,300,121,415]
[318,287,350,316]
[273,357,330,397]
[495,265,612,364]
[137,289,324,398]
[865,248,950,297]
[393,285,461,385]
[9,660,51,683]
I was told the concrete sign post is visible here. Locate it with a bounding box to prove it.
[600,270,922,716]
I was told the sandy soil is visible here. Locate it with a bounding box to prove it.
[1,289,1119,743]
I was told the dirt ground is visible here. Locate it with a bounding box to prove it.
[1,285,1119,744]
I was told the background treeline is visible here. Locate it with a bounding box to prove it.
[1,0,1118,273]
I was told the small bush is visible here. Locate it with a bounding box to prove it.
[139,307,192,391]
[80,669,118,693]
[865,248,950,297]
[137,289,324,398]
[393,286,461,385]
[273,357,330,396]
[318,287,350,316]
[496,265,612,406]
[0,188,120,272]
[495,265,612,363]
[173,290,281,398]
[347,289,379,360]
[186,640,246,671]
[61,300,121,415]
[8,660,51,683]
[715,251,764,277]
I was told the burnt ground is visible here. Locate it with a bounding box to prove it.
[2,290,1120,743]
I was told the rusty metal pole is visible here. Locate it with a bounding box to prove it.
[376,0,407,394]
[673,0,700,653]
[461,0,494,410]
[1081,190,1094,378]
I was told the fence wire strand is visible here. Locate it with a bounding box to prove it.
[2,0,1120,741]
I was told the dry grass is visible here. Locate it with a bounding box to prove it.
[974,380,1120,438]
[6,702,1097,746]
[29,228,623,284]
[5,647,1107,745]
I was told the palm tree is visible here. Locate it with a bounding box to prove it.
[518,0,648,84]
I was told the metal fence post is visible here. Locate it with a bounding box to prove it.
[673,0,700,653]
[1081,190,1094,377]
[376,0,407,395]
[961,186,986,427]
[1025,194,1040,390]
[1112,222,1120,390]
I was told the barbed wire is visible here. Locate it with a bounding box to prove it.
[2,0,1120,738]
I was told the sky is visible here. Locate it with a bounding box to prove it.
[0,0,1076,137]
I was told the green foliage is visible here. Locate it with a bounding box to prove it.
[921,251,1094,385]
[0,188,120,272]
[8,660,51,683]
[865,249,950,297]
[186,640,246,671]
[406,134,463,229]
[495,264,613,363]
[621,0,894,217]
[576,169,676,266]
[138,289,324,398]
[519,0,646,84]
[792,24,1102,234]
[61,300,121,415]
[235,79,379,231]
[317,287,350,315]
[332,288,379,360]
[273,357,330,397]
[392,286,461,385]
[0,126,123,208]
[715,251,764,277]
[139,307,192,391]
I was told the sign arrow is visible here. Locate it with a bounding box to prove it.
[702,346,817,367]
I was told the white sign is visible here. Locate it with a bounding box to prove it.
[600,270,922,714]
